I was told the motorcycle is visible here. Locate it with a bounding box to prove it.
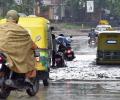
[55,51,66,68]
[64,46,75,61]
[0,36,41,99]
[0,52,39,99]
[88,37,97,48]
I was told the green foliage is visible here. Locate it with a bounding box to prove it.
[1,0,120,19]
[93,0,120,17]
[0,0,34,16]
[60,23,91,29]
[109,0,120,16]
[64,0,81,19]
[64,0,120,19]
[40,5,49,12]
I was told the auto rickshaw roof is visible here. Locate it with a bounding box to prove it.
[98,30,120,34]
[0,16,50,27]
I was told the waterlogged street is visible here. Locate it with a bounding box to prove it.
[50,36,120,80]
[6,81,120,100]
[6,35,120,100]
[1,0,120,99]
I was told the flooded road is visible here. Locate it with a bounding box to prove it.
[5,35,120,99]
[7,81,120,100]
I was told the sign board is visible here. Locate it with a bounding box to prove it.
[86,1,94,13]
[14,0,22,5]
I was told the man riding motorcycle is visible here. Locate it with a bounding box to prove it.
[0,10,40,99]
[0,10,37,79]
[55,34,69,67]
[88,28,98,44]
[66,35,73,45]
[56,34,70,53]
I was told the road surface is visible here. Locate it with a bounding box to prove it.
[5,35,120,100]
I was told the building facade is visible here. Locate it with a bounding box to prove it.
[41,0,65,20]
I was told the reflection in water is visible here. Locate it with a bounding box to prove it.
[6,81,120,100]
[102,82,120,92]
[7,90,40,100]
[36,86,49,100]
[90,84,105,94]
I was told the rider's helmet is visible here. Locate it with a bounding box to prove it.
[6,10,19,22]
[91,28,95,32]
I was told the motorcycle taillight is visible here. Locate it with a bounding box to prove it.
[35,57,40,62]
[0,56,4,63]
[67,49,72,53]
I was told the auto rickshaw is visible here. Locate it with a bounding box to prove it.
[0,16,52,86]
[96,31,120,64]
[99,20,109,25]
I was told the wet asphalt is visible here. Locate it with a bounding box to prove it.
[6,80,120,100]
[5,35,120,100]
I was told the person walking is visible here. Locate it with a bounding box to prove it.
[51,33,57,68]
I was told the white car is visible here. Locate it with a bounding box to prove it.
[95,24,112,34]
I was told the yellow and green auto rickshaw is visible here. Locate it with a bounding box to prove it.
[96,31,120,64]
[0,16,52,86]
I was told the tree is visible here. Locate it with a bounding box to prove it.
[64,0,83,21]
[0,0,35,17]
[0,0,15,16]
[64,0,120,22]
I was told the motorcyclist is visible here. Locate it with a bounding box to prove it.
[88,28,98,44]
[56,34,69,52]
[66,35,73,46]
[0,10,37,79]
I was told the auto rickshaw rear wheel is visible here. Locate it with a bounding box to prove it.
[43,79,49,86]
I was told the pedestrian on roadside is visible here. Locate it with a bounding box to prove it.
[51,33,57,68]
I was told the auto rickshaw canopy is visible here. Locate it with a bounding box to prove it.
[0,17,50,49]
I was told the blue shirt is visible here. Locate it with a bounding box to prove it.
[56,36,69,46]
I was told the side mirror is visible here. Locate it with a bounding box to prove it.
[35,35,41,42]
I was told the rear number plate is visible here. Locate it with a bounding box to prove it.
[68,55,72,57]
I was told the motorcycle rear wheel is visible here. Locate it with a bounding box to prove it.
[0,86,11,99]
[56,59,65,67]
[26,78,39,96]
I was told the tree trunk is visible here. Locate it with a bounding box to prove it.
[34,0,40,16]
